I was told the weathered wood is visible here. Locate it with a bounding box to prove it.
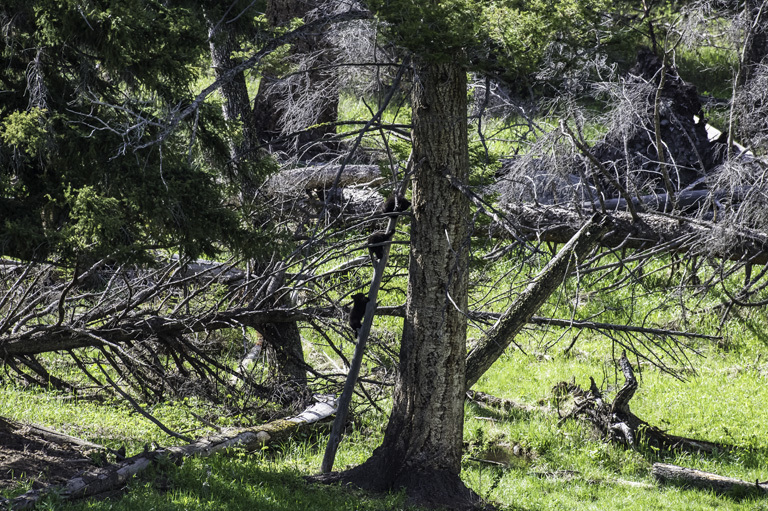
[465,213,611,388]
[653,463,768,495]
[3,397,336,510]
[1,300,719,359]
[0,307,316,356]
[611,352,637,415]
[17,423,110,454]
[466,390,549,415]
[504,203,768,265]
[265,164,384,194]
[561,353,725,454]
[321,214,399,473]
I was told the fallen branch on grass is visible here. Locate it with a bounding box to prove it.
[2,397,336,510]
[653,463,768,496]
[559,351,724,454]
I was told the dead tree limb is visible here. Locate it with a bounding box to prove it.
[321,212,401,473]
[562,351,724,454]
[0,307,320,356]
[653,463,768,496]
[503,203,768,265]
[2,397,336,510]
[465,213,612,388]
[265,164,384,194]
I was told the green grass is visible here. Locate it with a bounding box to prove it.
[6,249,768,510]
[4,265,768,511]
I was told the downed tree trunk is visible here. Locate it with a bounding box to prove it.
[0,307,319,356]
[466,390,550,415]
[653,463,768,496]
[265,164,384,194]
[1,301,718,360]
[2,397,336,510]
[561,351,724,454]
[504,203,768,265]
[465,213,611,388]
[582,187,746,216]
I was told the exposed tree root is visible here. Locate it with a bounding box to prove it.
[558,351,725,454]
[310,452,494,510]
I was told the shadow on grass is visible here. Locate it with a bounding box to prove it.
[465,399,539,423]
[60,453,410,511]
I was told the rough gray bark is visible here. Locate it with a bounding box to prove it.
[465,213,611,389]
[313,58,485,510]
[205,10,308,387]
[206,14,259,178]
[373,56,471,494]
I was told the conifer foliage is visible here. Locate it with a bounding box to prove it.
[0,0,266,263]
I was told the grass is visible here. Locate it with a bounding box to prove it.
[1,37,762,509]
[3,253,768,511]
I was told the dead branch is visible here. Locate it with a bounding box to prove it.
[2,397,336,510]
[653,463,768,496]
[465,213,612,388]
[265,164,384,195]
[561,351,725,454]
[503,203,768,265]
[322,212,402,473]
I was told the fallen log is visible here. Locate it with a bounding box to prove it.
[2,396,336,510]
[652,463,768,496]
[265,164,384,194]
[466,390,550,415]
[503,203,768,265]
[1,300,718,359]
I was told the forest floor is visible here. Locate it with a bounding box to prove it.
[0,419,99,492]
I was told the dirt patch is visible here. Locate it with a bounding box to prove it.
[0,417,100,492]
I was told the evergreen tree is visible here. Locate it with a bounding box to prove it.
[0,0,274,264]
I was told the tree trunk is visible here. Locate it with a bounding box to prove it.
[254,0,339,154]
[653,463,768,495]
[205,14,259,187]
[206,11,307,388]
[744,0,768,83]
[315,58,484,510]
